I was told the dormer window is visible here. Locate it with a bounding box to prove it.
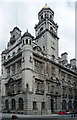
[12,52,15,56]
[41,15,43,19]
[43,46,45,51]
[50,27,53,31]
[8,55,10,59]
[40,27,43,32]
[13,35,15,39]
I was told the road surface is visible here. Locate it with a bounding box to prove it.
[1,113,77,120]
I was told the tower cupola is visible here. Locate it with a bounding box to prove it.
[35,4,58,38]
[38,4,54,22]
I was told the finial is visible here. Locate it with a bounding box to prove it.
[27,29,28,33]
[45,4,47,6]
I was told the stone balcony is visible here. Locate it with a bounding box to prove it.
[36,90,44,95]
[46,91,61,97]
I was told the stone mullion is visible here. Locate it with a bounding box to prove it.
[10,65,12,76]
[9,100,11,110]
[33,79,36,94]
[15,82,17,94]
[16,100,18,112]
[14,83,16,94]
[15,62,18,73]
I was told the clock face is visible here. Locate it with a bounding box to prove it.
[51,41,55,49]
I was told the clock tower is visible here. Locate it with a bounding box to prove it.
[35,4,59,61]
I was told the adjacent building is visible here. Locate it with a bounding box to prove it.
[1,4,77,115]
[0,77,2,111]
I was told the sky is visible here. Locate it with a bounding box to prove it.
[75,1,77,64]
[0,0,76,75]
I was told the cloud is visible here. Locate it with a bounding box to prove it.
[53,2,75,60]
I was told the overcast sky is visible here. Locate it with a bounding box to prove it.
[0,0,76,75]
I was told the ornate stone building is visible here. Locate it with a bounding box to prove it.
[1,4,77,115]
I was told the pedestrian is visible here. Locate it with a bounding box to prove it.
[74,109,76,118]
[71,109,73,118]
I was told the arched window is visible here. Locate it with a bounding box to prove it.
[26,39,28,44]
[30,40,31,45]
[62,78,65,84]
[5,99,9,110]
[4,56,6,60]
[11,99,16,110]
[26,83,29,89]
[50,15,52,18]
[18,98,23,110]
[45,14,46,17]
[68,80,71,84]
[37,82,40,92]
[23,40,24,45]
[62,100,66,110]
[51,86,55,94]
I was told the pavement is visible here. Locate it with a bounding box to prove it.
[1,113,77,120]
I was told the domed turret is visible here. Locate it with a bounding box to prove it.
[22,30,34,45]
[22,30,33,92]
[22,29,34,39]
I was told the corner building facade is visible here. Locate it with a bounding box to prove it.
[1,5,77,115]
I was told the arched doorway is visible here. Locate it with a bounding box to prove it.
[51,99,54,113]
[5,99,9,110]
[73,100,77,109]
[11,99,16,110]
[18,98,24,110]
[62,100,66,110]
[68,100,72,109]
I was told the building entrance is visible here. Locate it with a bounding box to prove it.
[51,99,54,113]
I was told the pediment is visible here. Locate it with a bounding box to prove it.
[8,77,16,84]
